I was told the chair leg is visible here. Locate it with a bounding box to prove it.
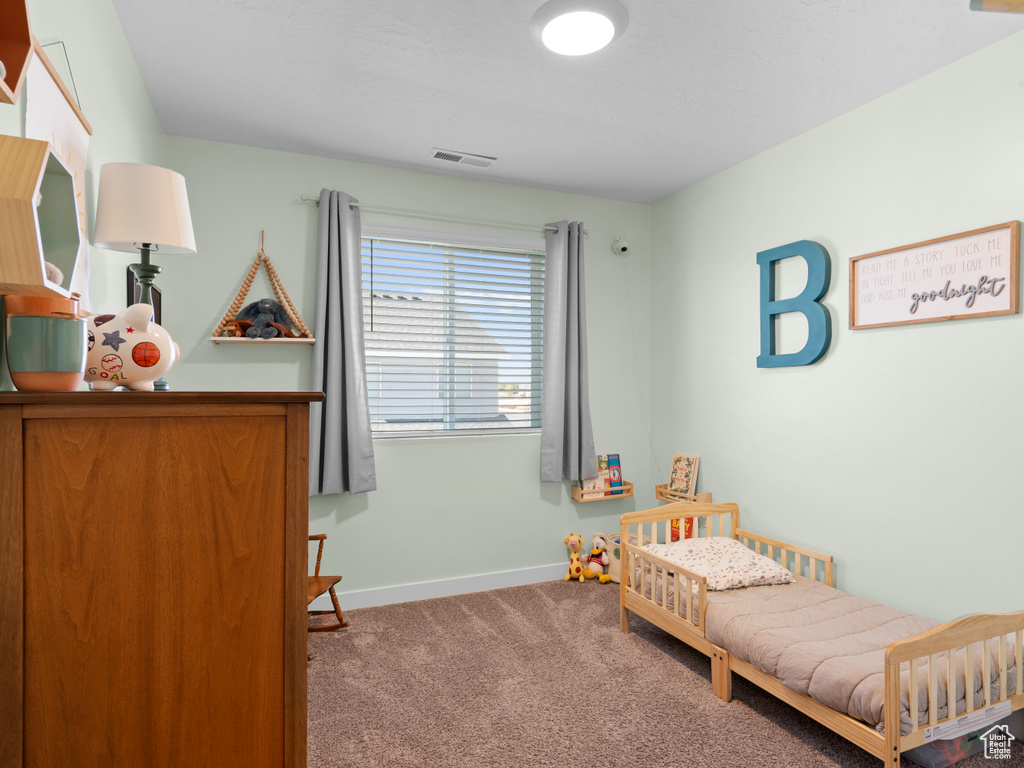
[307,586,349,632]
[329,586,348,629]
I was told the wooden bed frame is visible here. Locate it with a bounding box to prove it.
[620,501,1024,765]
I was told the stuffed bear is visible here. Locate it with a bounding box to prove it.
[236,298,293,339]
[44,261,63,285]
[583,533,612,583]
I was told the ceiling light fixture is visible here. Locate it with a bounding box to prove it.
[531,0,629,56]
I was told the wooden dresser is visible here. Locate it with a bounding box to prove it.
[0,391,321,768]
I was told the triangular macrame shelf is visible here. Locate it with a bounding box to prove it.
[210,231,315,344]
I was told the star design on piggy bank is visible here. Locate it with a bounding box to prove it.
[102,330,126,351]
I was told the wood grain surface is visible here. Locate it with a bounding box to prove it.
[20,412,290,768]
[0,406,24,767]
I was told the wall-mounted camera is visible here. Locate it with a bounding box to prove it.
[612,237,629,255]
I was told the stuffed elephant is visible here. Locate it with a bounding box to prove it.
[236,298,293,339]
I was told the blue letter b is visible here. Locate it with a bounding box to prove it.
[756,240,832,368]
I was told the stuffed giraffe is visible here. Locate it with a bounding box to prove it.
[564,532,586,582]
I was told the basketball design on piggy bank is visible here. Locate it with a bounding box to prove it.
[85,303,180,391]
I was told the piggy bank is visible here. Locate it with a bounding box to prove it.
[86,303,180,391]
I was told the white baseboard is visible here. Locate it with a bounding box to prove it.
[308,562,568,611]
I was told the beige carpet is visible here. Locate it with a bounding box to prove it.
[307,580,1018,767]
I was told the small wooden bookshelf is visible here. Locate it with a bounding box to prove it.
[654,485,711,504]
[571,480,634,503]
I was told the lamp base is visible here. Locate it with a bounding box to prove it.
[129,257,162,307]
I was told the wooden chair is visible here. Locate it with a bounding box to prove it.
[307,534,348,632]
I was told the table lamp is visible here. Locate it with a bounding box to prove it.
[93,162,196,391]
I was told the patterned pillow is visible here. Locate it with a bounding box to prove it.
[641,536,794,591]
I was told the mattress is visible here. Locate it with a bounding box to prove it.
[632,571,1019,733]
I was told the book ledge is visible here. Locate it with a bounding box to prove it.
[571,480,634,503]
[654,484,711,504]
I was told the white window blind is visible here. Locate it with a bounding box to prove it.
[361,235,545,436]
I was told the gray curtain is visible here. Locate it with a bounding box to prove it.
[540,221,597,483]
[309,189,377,495]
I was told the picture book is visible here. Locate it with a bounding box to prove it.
[670,516,694,542]
[607,454,622,495]
[668,453,700,494]
[581,474,606,500]
[596,455,611,497]
[669,453,699,541]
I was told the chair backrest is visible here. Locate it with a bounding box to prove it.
[309,534,326,577]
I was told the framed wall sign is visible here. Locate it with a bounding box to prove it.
[849,221,1019,330]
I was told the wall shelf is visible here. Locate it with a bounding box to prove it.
[0,135,82,298]
[0,0,32,105]
[571,480,634,503]
[210,336,315,345]
[654,484,712,504]
[211,232,314,343]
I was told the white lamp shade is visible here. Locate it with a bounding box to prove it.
[94,162,197,255]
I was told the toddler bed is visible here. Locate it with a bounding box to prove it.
[619,502,1024,765]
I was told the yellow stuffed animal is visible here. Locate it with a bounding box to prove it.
[563,532,586,582]
[583,533,612,583]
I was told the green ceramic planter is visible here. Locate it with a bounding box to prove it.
[4,295,87,392]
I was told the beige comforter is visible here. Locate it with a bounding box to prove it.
[634,572,1019,733]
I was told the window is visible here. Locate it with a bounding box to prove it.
[361,232,545,436]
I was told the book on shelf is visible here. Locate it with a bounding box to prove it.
[580,474,606,500]
[668,453,700,540]
[670,517,694,542]
[668,453,700,494]
[607,454,622,495]
[596,455,611,497]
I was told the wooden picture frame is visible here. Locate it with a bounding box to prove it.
[127,268,162,325]
[667,453,700,495]
[849,221,1019,330]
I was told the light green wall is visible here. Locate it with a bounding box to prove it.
[651,30,1024,622]
[162,135,655,596]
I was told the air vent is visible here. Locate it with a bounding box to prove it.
[428,148,498,169]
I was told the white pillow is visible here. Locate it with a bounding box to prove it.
[641,536,794,591]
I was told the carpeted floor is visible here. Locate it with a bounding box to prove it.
[307,580,1021,768]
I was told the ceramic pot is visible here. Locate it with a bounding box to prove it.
[4,294,87,392]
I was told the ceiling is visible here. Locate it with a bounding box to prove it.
[111,1,1024,205]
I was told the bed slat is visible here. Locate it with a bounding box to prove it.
[999,635,1007,702]
[965,642,975,713]
[661,563,668,613]
[929,653,939,726]
[639,549,646,601]
[672,570,679,618]
[985,641,992,707]
[909,661,919,732]
[1017,630,1023,696]
[946,651,954,725]
[682,574,690,622]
